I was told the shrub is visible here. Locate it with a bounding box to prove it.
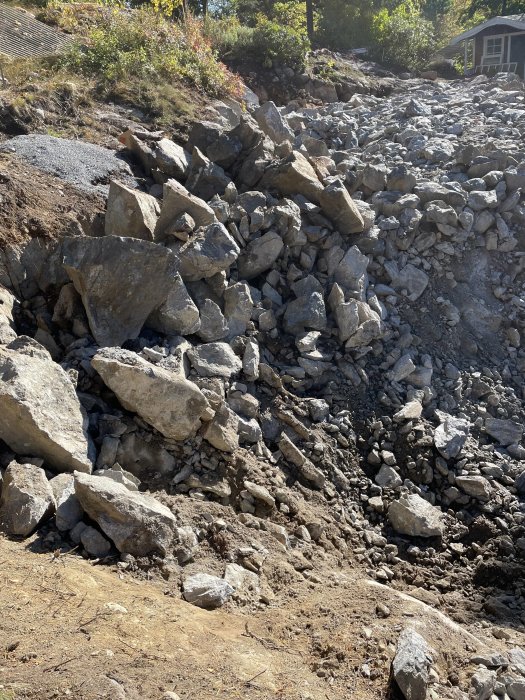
[50,3,243,98]
[206,14,309,70]
[370,0,436,72]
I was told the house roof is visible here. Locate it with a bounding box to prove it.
[0,4,71,58]
[449,14,525,45]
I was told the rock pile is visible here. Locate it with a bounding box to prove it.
[0,72,524,694]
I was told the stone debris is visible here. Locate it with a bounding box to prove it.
[1,72,525,695]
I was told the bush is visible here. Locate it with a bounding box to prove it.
[370,1,436,72]
[206,15,309,70]
[49,4,243,98]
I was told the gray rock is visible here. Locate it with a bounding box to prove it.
[507,679,525,700]
[385,261,429,301]
[196,300,228,342]
[434,413,470,460]
[188,342,242,378]
[237,231,284,280]
[392,628,433,700]
[147,273,201,336]
[178,223,240,282]
[485,417,523,446]
[105,180,160,241]
[388,494,445,537]
[155,138,191,179]
[62,235,178,347]
[470,668,496,700]
[283,292,326,334]
[183,573,234,609]
[155,179,216,240]
[262,151,323,204]
[92,347,210,441]
[202,403,239,452]
[224,282,253,337]
[74,472,177,555]
[0,284,17,344]
[375,465,402,488]
[0,461,55,537]
[50,473,84,531]
[80,525,112,557]
[255,101,294,144]
[0,337,93,473]
[455,475,491,501]
[318,179,364,235]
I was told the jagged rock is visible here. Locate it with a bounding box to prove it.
[183,573,234,609]
[196,299,228,342]
[188,342,242,378]
[0,337,93,473]
[434,413,470,460]
[224,282,253,337]
[74,472,177,555]
[155,179,216,240]
[283,292,327,334]
[202,403,239,452]
[186,147,232,200]
[91,347,210,440]
[385,261,429,301]
[155,138,191,179]
[178,223,240,282]
[0,284,17,344]
[237,231,284,280]
[392,628,433,700]
[319,180,364,235]
[485,417,523,446]
[50,473,84,532]
[262,151,323,203]
[470,668,496,700]
[388,494,445,537]
[242,339,260,380]
[105,180,160,241]
[62,235,178,347]
[255,101,294,144]
[147,273,201,336]
[0,461,55,537]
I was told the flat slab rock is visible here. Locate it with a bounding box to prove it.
[91,347,210,441]
[74,472,177,556]
[0,337,93,473]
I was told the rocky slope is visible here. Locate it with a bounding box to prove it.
[0,71,525,699]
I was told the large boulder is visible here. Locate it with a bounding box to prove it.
[92,348,210,441]
[177,223,240,282]
[50,473,84,532]
[105,180,160,241]
[62,236,178,347]
[154,138,191,179]
[0,337,93,473]
[434,413,470,460]
[0,462,56,537]
[155,179,216,241]
[188,342,242,379]
[74,472,177,555]
[388,494,445,537]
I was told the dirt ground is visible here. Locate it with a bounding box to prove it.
[0,534,521,700]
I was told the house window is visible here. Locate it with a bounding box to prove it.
[483,36,504,65]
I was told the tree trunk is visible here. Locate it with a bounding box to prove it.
[306,0,314,41]
[501,0,507,13]
[202,0,208,17]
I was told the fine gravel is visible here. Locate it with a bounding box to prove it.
[0,134,135,194]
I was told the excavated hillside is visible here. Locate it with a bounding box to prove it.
[0,70,525,700]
